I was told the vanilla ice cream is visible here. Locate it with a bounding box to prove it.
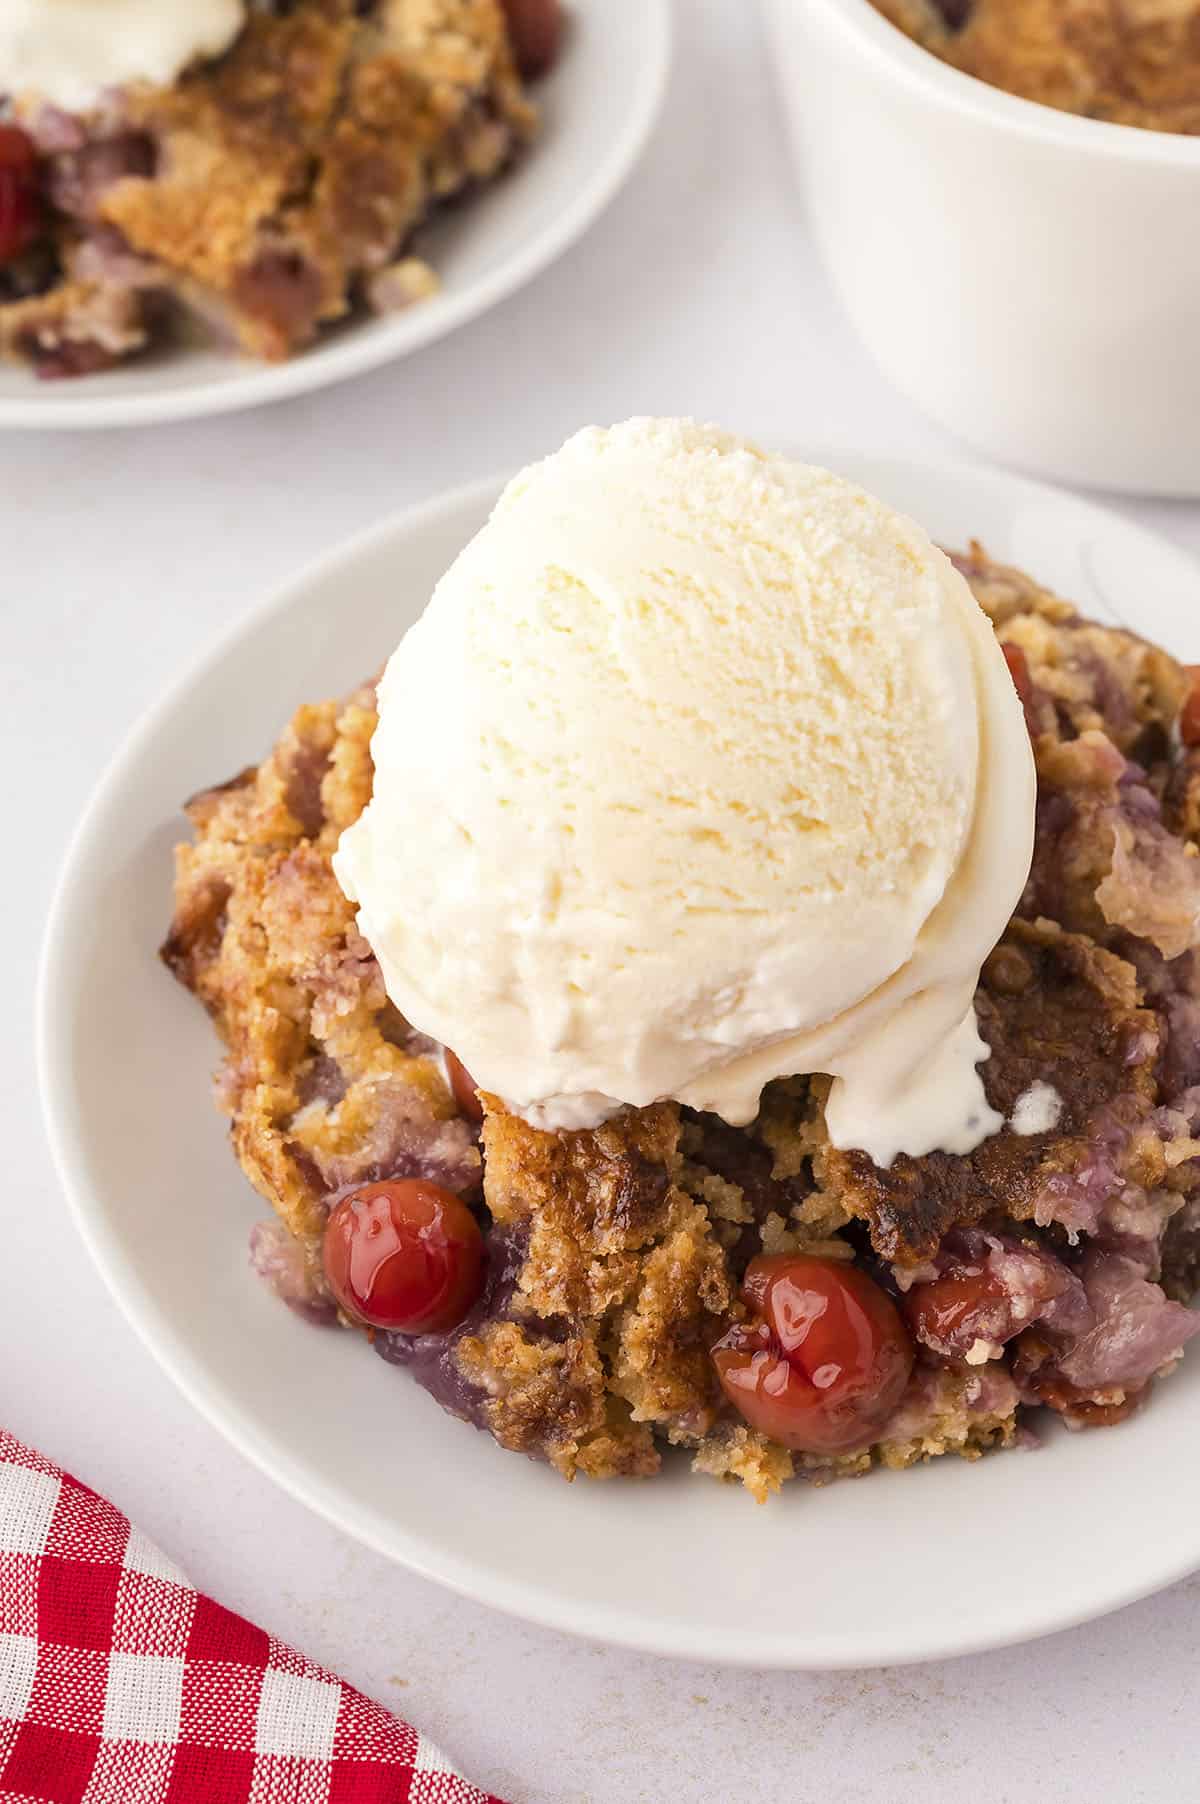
[0,0,245,113]
[334,420,1036,1166]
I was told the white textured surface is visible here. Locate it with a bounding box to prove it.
[5,4,1200,1798]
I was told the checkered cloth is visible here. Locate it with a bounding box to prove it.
[0,1432,508,1803]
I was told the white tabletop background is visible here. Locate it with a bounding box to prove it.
[5,5,1200,1800]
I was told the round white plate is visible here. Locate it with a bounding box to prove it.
[39,452,1200,1668]
[0,3,669,431]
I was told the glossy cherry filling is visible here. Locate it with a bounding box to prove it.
[0,127,41,264]
[713,1254,914,1455]
[444,1049,485,1125]
[322,1179,485,1334]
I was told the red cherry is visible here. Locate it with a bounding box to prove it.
[500,0,564,78]
[903,1263,1006,1360]
[1001,642,1033,709]
[713,1255,914,1455]
[1180,664,1200,749]
[444,1049,484,1125]
[322,1179,484,1333]
[902,1245,1067,1358]
[0,127,41,264]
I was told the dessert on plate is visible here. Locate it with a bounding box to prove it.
[872,0,1200,134]
[0,0,560,379]
[163,421,1200,1500]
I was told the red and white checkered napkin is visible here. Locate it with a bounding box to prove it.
[0,1431,509,1804]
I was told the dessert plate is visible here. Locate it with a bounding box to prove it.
[0,2,669,431]
[39,453,1200,1668]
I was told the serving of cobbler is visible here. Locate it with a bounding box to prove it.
[0,0,560,379]
[872,0,1200,134]
[162,549,1200,1501]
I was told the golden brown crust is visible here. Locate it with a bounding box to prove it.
[482,1103,733,1445]
[873,0,1200,134]
[162,681,476,1275]
[813,917,1161,1266]
[456,1319,659,1478]
[105,0,534,358]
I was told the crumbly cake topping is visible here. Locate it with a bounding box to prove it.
[873,0,1200,134]
[163,547,1200,1500]
[0,0,541,376]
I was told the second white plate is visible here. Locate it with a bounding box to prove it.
[0,2,670,430]
[39,450,1200,1667]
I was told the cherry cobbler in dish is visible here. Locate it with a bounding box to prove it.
[0,0,560,379]
[163,549,1200,1499]
[872,0,1200,134]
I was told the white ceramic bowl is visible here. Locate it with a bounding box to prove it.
[0,2,669,431]
[763,0,1200,497]
[39,452,1200,1668]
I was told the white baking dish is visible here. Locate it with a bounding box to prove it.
[763,0,1200,496]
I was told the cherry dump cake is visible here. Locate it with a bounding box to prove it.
[163,532,1200,1500]
[872,0,1200,134]
[0,0,560,379]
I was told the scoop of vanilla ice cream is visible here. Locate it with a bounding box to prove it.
[0,0,245,112]
[334,420,1036,1164]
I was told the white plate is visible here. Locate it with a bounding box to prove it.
[0,3,669,431]
[38,452,1200,1668]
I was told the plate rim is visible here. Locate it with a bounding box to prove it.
[0,1,671,432]
[37,451,1200,1668]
